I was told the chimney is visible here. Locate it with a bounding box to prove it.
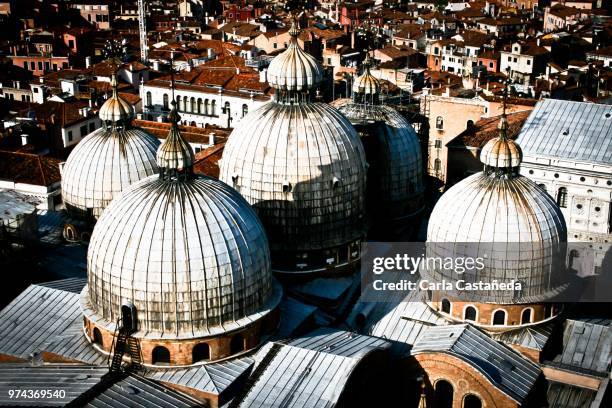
[209,132,215,145]
[85,56,91,68]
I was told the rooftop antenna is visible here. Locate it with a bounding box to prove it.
[138,0,148,63]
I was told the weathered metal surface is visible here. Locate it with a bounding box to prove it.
[412,324,541,404]
[84,375,202,407]
[516,99,612,166]
[492,322,554,351]
[0,283,82,359]
[86,171,282,338]
[220,102,367,253]
[147,356,253,395]
[234,329,391,407]
[546,381,598,408]
[550,318,611,376]
[0,366,107,406]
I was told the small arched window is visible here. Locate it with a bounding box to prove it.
[197,98,203,114]
[521,308,532,324]
[211,100,216,116]
[492,309,506,325]
[162,94,169,110]
[434,379,453,408]
[192,343,210,363]
[436,116,444,129]
[152,346,170,365]
[204,99,209,115]
[463,394,482,408]
[242,104,248,118]
[466,119,474,128]
[191,97,196,113]
[176,96,181,111]
[538,183,547,192]
[441,298,451,314]
[464,305,477,321]
[230,334,245,354]
[224,101,231,114]
[182,96,188,112]
[146,91,152,107]
[93,328,103,347]
[557,187,568,208]
[569,249,580,268]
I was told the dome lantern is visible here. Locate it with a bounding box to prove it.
[98,73,134,128]
[266,19,324,104]
[156,100,195,180]
[479,85,522,172]
[352,53,381,104]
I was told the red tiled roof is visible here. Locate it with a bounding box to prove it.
[0,150,61,186]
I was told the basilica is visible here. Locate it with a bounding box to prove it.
[0,21,610,408]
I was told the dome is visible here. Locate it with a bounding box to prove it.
[61,75,159,219]
[426,114,567,303]
[83,98,281,342]
[337,103,424,220]
[219,102,367,272]
[98,74,134,123]
[352,55,380,96]
[83,175,280,338]
[266,21,324,92]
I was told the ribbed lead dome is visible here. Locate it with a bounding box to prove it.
[352,55,380,96]
[83,97,281,338]
[156,102,195,171]
[61,75,159,219]
[480,117,522,168]
[220,103,366,255]
[426,113,567,302]
[266,21,324,92]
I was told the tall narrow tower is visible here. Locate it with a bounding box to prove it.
[138,0,148,63]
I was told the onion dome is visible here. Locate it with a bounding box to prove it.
[61,74,159,220]
[98,74,134,124]
[480,117,522,168]
[426,111,567,302]
[83,94,281,347]
[352,55,380,97]
[156,101,195,173]
[266,20,324,93]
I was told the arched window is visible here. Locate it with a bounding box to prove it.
[538,183,547,192]
[211,100,216,116]
[152,346,170,365]
[463,394,482,408]
[162,94,169,110]
[204,99,209,115]
[93,328,103,347]
[192,343,210,363]
[466,119,474,128]
[557,187,568,208]
[182,96,188,112]
[436,116,444,129]
[224,101,231,115]
[197,98,203,114]
[191,97,196,113]
[492,309,506,325]
[521,308,532,324]
[464,305,477,321]
[441,298,451,314]
[242,104,248,117]
[146,91,152,107]
[569,249,580,268]
[176,95,181,111]
[230,334,245,354]
[545,304,554,318]
[434,380,453,408]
